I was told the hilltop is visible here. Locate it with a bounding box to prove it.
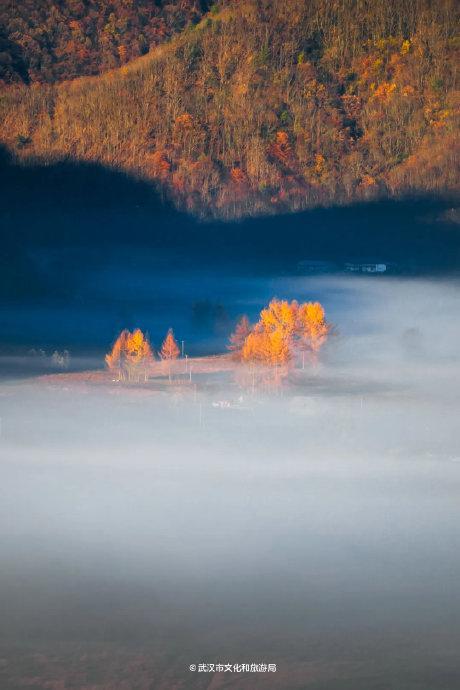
[0,0,458,219]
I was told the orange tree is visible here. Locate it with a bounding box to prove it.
[237,298,332,385]
[106,328,154,382]
[296,301,332,365]
[160,327,180,382]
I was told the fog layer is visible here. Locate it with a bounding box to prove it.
[1,276,459,687]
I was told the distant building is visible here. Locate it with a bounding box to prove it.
[297,258,398,275]
[344,262,387,274]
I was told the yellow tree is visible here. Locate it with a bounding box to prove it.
[241,329,270,364]
[240,301,295,389]
[296,302,331,365]
[259,298,297,371]
[125,328,154,382]
[259,299,298,344]
[266,328,291,367]
[241,327,291,390]
[240,299,298,366]
[240,329,271,392]
[160,328,180,382]
[238,298,331,384]
[105,329,129,381]
[105,328,154,382]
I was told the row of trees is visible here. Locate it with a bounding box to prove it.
[229,299,331,366]
[105,327,180,382]
[228,299,332,388]
[105,299,331,386]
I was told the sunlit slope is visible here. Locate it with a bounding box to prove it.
[0,0,459,218]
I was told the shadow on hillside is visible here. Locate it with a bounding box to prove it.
[1,144,459,297]
[0,145,182,235]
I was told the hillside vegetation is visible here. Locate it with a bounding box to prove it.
[0,0,459,218]
[0,0,207,84]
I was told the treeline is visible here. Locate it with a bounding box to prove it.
[106,327,180,382]
[0,0,458,218]
[0,0,207,84]
[230,298,331,363]
[105,298,332,388]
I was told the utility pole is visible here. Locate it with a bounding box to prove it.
[181,340,185,358]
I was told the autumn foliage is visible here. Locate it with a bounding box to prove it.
[160,328,180,381]
[160,328,180,361]
[297,302,330,357]
[232,299,331,373]
[0,0,205,84]
[105,328,154,382]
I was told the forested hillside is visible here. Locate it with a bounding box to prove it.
[0,0,458,218]
[0,0,207,83]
